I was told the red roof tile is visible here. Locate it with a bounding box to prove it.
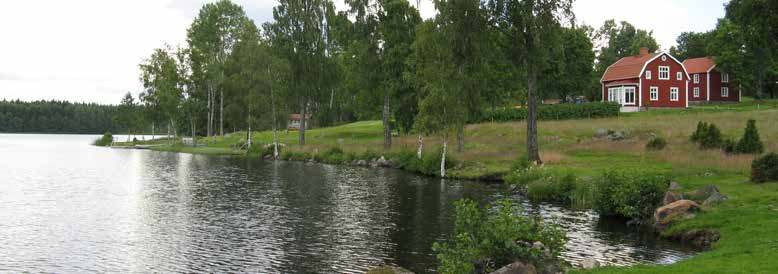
[605,79,639,86]
[601,53,661,82]
[683,57,715,74]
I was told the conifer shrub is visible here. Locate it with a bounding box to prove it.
[646,136,667,150]
[734,119,764,154]
[690,121,708,142]
[699,123,724,149]
[751,153,778,183]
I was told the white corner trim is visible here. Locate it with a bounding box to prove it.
[706,72,710,101]
[685,80,689,108]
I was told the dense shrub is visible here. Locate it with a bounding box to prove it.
[93,131,113,146]
[751,153,778,183]
[722,139,737,154]
[433,199,566,273]
[418,147,457,176]
[646,136,667,150]
[247,144,268,157]
[699,123,724,149]
[527,173,577,204]
[690,121,708,142]
[281,150,312,161]
[593,171,670,221]
[469,102,620,124]
[314,146,349,164]
[503,163,546,187]
[734,119,764,154]
[390,150,422,172]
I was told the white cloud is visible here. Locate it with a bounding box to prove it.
[0,0,726,104]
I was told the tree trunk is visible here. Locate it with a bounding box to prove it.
[151,122,155,140]
[417,133,423,160]
[526,68,542,164]
[191,115,196,147]
[220,89,224,136]
[299,99,306,145]
[170,118,177,139]
[456,64,465,153]
[270,70,279,158]
[382,90,392,149]
[440,137,447,178]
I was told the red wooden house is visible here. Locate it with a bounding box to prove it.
[683,57,740,103]
[601,48,690,112]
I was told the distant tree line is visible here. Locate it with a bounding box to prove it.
[0,100,118,134]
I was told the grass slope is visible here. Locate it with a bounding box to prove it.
[139,99,778,273]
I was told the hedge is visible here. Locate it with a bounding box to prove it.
[468,102,620,123]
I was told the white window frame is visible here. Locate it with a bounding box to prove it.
[694,87,700,98]
[722,87,729,97]
[650,86,658,101]
[693,74,699,83]
[608,87,619,103]
[623,87,636,105]
[645,70,652,79]
[676,72,683,80]
[722,73,729,83]
[670,87,679,101]
[658,66,670,80]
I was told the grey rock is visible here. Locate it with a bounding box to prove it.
[489,262,537,274]
[668,181,681,190]
[581,258,600,269]
[356,159,368,166]
[594,128,608,138]
[703,192,728,207]
[663,191,681,205]
[607,131,626,141]
[689,184,721,202]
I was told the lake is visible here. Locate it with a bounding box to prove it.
[0,134,694,273]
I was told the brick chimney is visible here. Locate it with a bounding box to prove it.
[639,47,649,56]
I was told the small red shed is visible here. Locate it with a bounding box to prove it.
[683,57,740,103]
[601,48,690,112]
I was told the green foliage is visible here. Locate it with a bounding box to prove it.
[669,31,713,61]
[418,146,457,176]
[389,150,422,172]
[247,144,268,157]
[734,119,764,154]
[433,199,566,274]
[593,171,670,220]
[281,150,312,161]
[469,102,620,123]
[594,19,660,75]
[314,146,349,164]
[93,131,114,147]
[503,156,545,187]
[751,153,778,183]
[527,173,577,204]
[692,122,725,150]
[690,121,709,142]
[723,138,737,154]
[646,136,667,150]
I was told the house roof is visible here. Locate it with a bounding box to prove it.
[601,53,661,82]
[683,57,716,74]
[605,79,639,87]
[288,114,311,120]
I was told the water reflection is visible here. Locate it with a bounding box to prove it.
[0,134,694,273]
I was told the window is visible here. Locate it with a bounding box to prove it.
[694,74,699,83]
[670,87,679,101]
[645,70,652,79]
[661,55,667,61]
[658,66,670,80]
[722,87,729,97]
[694,87,700,97]
[608,87,619,103]
[624,87,636,104]
[722,73,729,83]
[677,72,683,80]
[650,86,659,101]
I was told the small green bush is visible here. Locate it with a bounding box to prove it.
[281,150,312,161]
[646,136,667,150]
[93,131,113,146]
[315,146,348,164]
[418,147,457,176]
[433,199,566,273]
[699,123,724,149]
[751,153,778,183]
[390,150,422,172]
[593,171,670,221]
[247,144,268,157]
[722,139,736,154]
[734,119,764,154]
[469,102,620,123]
[503,165,546,187]
[527,173,577,204]
[690,121,708,142]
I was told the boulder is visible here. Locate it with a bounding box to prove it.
[356,159,368,166]
[676,229,721,250]
[594,128,608,138]
[654,200,701,231]
[662,191,682,205]
[688,185,721,202]
[581,258,600,269]
[376,156,390,167]
[366,266,414,274]
[607,131,626,141]
[703,192,728,207]
[490,262,537,274]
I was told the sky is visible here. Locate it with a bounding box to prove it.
[0,0,727,105]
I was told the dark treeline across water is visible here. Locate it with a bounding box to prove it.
[0,100,117,134]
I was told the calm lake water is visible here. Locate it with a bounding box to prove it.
[0,134,694,273]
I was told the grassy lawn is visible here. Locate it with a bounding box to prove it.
[140,99,778,272]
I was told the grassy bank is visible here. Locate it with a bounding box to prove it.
[131,99,778,272]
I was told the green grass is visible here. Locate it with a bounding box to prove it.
[142,98,778,273]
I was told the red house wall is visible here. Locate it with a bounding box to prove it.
[689,72,708,102]
[641,54,688,108]
[709,70,739,102]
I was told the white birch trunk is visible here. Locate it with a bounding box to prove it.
[417,133,423,160]
[440,139,447,178]
[151,123,155,140]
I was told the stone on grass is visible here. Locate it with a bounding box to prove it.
[688,185,722,202]
[654,200,701,232]
[702,192,728,207]
[594,128,608,138]
[662,191,681,205]
[489,262,537,274]
[581,258,600,269]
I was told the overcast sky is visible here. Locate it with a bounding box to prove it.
[0,0,727,105]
